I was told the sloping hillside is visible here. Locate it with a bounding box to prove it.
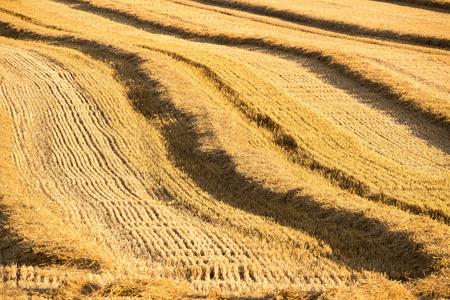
[0,0,449,298]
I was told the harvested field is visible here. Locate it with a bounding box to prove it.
[0,0,448,298]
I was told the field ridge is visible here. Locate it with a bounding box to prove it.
[140,44,450,224]
[0,0,448,298]
[178,0,450,48]
[24,0,448,129]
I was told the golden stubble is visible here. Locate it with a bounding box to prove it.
[0,0,448,298]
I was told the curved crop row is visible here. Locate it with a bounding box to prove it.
[28,0,449,128]
[175,0,450,47]
[0,0,448,298]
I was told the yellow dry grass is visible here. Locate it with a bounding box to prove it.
[189,0,450,40]
[54,0,450,124]
[0,0,448,299]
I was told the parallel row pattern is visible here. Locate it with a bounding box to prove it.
[0,44,354,292]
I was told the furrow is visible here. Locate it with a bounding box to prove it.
[169,0,450,48]
[3,0,450,129]
[139,44,448,222]
[30,61,150,206]
[0,0,446,219]
[1,3,447,292]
